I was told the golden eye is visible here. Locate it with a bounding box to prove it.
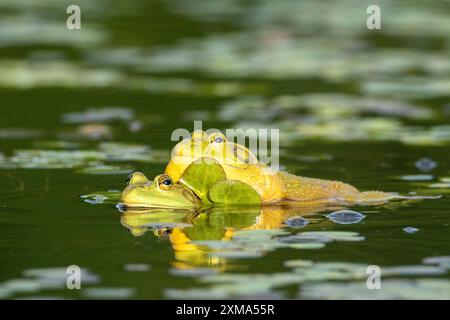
[209,133,226,144]
[157,174,174,191]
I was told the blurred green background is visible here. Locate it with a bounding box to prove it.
[0,0,449,299]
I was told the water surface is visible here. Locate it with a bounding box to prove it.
[0,0,449,299]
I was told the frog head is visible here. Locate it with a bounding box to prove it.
[166,130,258,182]
[121,172,200,209]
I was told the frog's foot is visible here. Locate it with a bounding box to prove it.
[351,191,441,205]
[351,191,398,205]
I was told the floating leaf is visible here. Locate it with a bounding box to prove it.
[208,180,261,205]
[179,158,226,204]
[78,165,133,175]
[62,107,134,124]
[393,174,434,181]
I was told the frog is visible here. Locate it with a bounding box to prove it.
[165,130,397,205]
[120,173,201,209]
[120,157,261,209]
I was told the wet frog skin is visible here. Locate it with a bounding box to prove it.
[165,130,396,205]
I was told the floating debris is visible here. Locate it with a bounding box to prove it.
[0,128,43,139]
[33,141,82,150]
[81,194,109,205]
[283,260,314,268]
[165,259,450,299]
[99,142,169,163]
[0,150,104,169]
[82,287,135,299]
[128,120,144,133]
[77,165,133,175]
[415,158,437,172]
[77,124,113,140]
[403,227,419,234]
[383,265,446,276]
[277,231,365,244]
[62,107,134,124]
[0,267,99,299]
[394,174,434,181]
[428,182,450,189]
[326,210,365,225]
[283,216,310,228]
[301,279,450,300]
[423,256,450,269]
[81,191,121,204]
[169,267,218,277]
[123,264,151,272]
[0,61,122,89]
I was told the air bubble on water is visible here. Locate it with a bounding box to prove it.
[283,216,310,228]
[326,210,365,224]
[415,157,437,172]
[403,227,419,234]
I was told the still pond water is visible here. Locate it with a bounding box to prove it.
[0,0,450,299]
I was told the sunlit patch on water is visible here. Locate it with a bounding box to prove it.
[0,267,100,300]
[393,174,434,181]
[0,142,168,171]
[301,279,450,300]
[164,258,450,299]
[82,287,136,299]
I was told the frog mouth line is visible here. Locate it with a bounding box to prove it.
[120,184,201,210]
[117,202,199,210]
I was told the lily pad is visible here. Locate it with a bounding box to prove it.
[208,180,261,206]
[179,158,226,204]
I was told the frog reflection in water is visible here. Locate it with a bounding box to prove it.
[120,204,338,270]
[121,170,342,269]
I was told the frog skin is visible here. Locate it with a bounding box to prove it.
[165,130,396,205]
[121,159,261,208]
[121,173,200,209]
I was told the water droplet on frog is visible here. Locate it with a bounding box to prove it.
[284,216,310,228]
[403,227,419,234]
[326,210,365,224]
[415,158,437,172]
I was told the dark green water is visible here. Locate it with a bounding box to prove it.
[1,0,449,299]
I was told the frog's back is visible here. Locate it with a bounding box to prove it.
[278,171,396,204]
[277,171,360,202]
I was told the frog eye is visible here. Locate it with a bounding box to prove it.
[157,174,174,191]
[154,227,172,238]
[210,133,226,144]
[126,173,133,185]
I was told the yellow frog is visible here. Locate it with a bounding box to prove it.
[165,130,395,205]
